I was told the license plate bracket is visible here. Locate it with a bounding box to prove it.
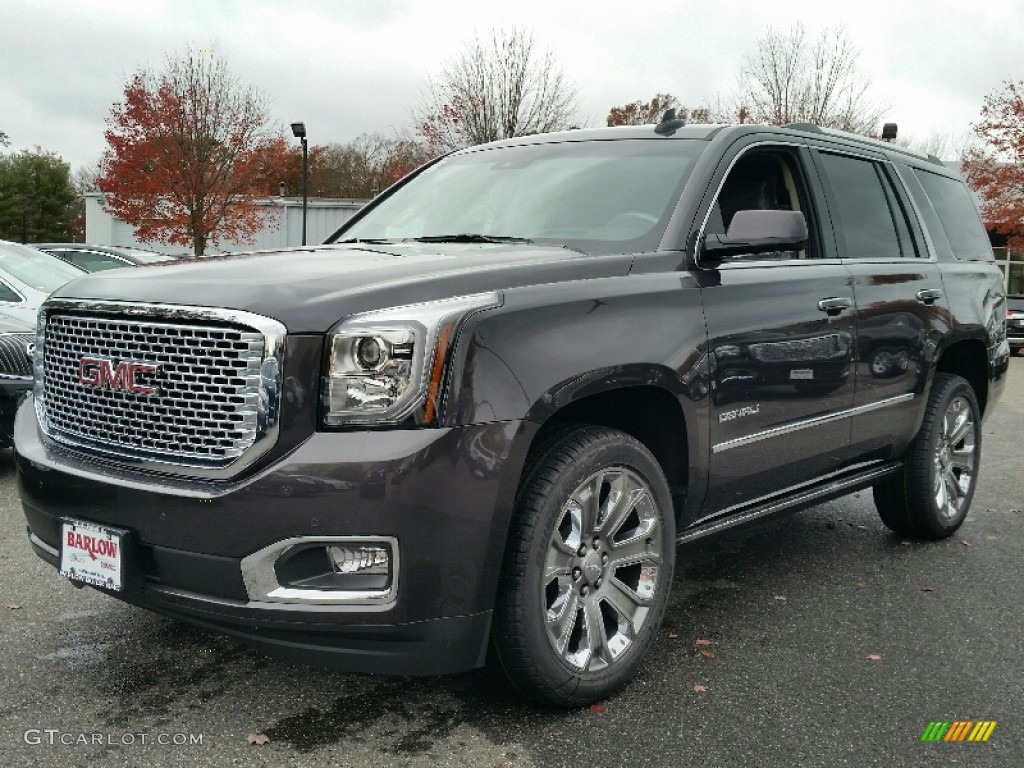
[59,519,128,592]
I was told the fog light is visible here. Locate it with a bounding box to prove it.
[327,544,390,576]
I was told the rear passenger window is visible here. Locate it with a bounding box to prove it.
[912,170,992,260]
[817,153,904,260]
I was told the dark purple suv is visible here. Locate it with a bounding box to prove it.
[16,120,1009,706]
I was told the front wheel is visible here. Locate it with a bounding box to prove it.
[873,373,981,538]
[492,426,676,707]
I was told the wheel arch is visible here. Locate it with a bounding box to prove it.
[531,385,689,518]
[934,339,989,416]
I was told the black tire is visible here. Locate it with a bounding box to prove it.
[492,426,676,707]
[873,373,981,539]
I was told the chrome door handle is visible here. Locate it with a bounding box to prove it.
[817,297,853,316]
[916,288,943,305]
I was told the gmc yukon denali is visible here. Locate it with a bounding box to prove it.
[16,120,1010,706]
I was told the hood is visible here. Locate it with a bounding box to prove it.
[49,242,632,333]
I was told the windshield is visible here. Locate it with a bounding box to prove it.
[0,242,82,292]
[334,139,706,255]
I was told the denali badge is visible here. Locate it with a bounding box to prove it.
[78,357,158,395]
[718,404,761,423]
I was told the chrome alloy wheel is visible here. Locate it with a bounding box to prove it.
[542,467,663,672]
[933,394,976,520]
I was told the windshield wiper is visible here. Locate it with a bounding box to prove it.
[333,237,397,244]
[412,234,533,245]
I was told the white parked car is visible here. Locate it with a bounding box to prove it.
[0,240,83,326]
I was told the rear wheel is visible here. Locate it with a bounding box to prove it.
[492,426,675,707]
[873,373,980,538]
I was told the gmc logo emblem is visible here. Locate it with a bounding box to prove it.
[78,357,158,395]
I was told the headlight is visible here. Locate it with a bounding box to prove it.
[323,292,500,426]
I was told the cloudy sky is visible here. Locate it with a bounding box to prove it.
[2,0,1022,170]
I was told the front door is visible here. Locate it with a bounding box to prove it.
[697,143,857,516]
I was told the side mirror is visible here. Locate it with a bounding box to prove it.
[702,209,808,262]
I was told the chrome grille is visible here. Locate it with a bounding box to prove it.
[40,313,268,466]
[0,333,34,378]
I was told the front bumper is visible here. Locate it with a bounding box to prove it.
[16,396,535,675]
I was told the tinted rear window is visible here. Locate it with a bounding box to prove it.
[912,170,992,260]
[817,152,904,259]
[1008,296,1024,312]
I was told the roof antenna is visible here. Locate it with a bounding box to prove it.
[655,108,687,136]
[881,122,898,142]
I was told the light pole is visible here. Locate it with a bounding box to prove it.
[290,122,308,246]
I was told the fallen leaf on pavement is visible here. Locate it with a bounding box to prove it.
[773,595,787,602]
[961,540,972,547]
[692,684,708,693]
[855,581,868,588]
[247,733,270,746]
[700,650,716,659]
[920,587,936,592]
[588,703,607,715]
[695,638,713,646]
[866,654,882,662]
[667,632,678,639]
[6,603,21,610]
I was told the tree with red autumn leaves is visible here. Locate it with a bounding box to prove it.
[962,80,1024,253]
[607,94,682,126]
[98,49,288,256]
[276,135,431,199]
[605,94,726,127]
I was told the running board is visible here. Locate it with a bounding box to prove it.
[676,462,903,544]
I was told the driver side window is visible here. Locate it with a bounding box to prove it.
[707,149,818,259]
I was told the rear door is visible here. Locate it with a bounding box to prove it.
[696,140,857,517]
[808,147,951,463]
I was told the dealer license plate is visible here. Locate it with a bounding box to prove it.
[59,519,124,591]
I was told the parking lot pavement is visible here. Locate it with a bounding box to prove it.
[1,359,1021,768]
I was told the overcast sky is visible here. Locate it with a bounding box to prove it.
[2,0,1022,170]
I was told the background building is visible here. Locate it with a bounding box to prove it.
[84,193,366,255]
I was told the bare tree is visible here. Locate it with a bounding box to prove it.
[739,24,887,135]
[66,158,103,242]
[896,130,976,162]
[418,26,579,153]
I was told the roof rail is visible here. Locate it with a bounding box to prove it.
[782,122,823,134]
[780,122,946,166]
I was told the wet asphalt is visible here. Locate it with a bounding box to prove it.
[1,358,1021,768]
